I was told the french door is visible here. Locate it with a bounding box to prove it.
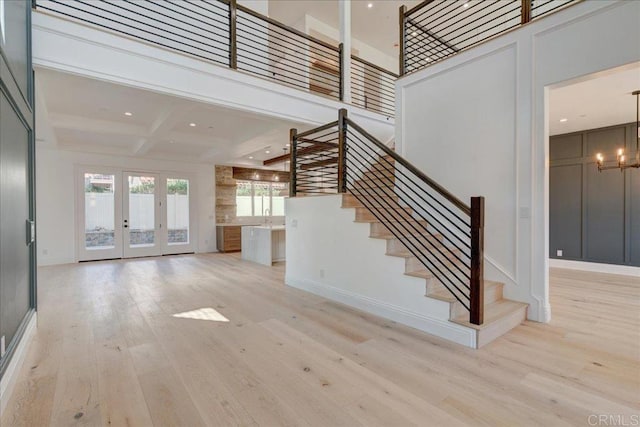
[78,169,195,261]
[123,173,161,258]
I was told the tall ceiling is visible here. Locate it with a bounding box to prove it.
[35,68,306,166]
[268,0,421,58]
[549,64,640,136]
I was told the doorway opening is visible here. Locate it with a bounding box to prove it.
[547,62,640,276]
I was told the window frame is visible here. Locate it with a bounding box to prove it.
[235,180,288,218]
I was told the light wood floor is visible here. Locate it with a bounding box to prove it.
[1,254,638,426]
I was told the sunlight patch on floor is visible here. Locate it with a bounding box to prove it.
[172,307,230,322]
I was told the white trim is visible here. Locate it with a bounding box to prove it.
[0,313,37,417]
[285,276,477,348]
[549,259,640,278]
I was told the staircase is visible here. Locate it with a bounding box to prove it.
[342,187,527,348]
[289,109,528,348]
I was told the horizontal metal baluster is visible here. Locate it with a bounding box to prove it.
[346,167,471,307]
[347,144,473,276]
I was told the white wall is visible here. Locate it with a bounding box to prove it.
[396,0,640,322]
[37,146,216,266]
[285,195,476,347]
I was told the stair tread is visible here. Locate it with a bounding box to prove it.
[425,280,502,301]
[451,299,527,330]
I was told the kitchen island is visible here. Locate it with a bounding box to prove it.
[241,225,286,266]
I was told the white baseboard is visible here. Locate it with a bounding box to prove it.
[0,312,38,417]
[285,276,476,348]
[549,259,640,277]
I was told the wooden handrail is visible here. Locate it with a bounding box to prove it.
[345,117,471,215]
[403,0,437,17]
[351,55,399,79]
[296,121,339,139]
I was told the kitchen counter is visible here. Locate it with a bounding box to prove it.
[241,225,286,266]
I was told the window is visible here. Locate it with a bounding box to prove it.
[236,180,288,217]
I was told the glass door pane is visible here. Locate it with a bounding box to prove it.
[84,173,115,250]
[124,173,161,258]
[167,178,189,245]
[78,170,122,261]
[162,177,195,255]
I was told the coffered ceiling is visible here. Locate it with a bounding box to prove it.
[35,68,306,166]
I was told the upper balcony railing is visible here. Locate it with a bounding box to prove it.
[34,0,397,118]
[399,0,579,75]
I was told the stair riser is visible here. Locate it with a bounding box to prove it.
[404,255,468,278]
[350,184,398,199]
[370,220,429,236]
[356,207,415,222]
[363,168,396,182]
[386,235,445,254]
[342,194,401,209]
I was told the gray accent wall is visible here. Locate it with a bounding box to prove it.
[0,0,36,379]
[550,123,639,266]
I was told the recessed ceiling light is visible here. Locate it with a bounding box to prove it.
[412,31,417,36]
[265,150,270,154]
[124,112,133,116]
[249,156,253,159]
[560,118,568,122]
[367,3,373,8]
[463,2,469,8]
[189,122,197,127]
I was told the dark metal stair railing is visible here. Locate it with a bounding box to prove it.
[290,109,485,325]
[399,0,579,75]
[33,0,397,116]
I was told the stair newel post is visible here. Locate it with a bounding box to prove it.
[338,109,348,193]
[289,129,297,197]
[470,196,485,325]
[229,0,237,69]
[521,0,532,24]
[399,5,407,76]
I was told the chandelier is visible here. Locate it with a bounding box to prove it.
[596,90,640,172]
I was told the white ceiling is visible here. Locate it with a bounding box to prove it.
[549,64,640,136]
[35,68,306,166]
[268,0,421,59]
